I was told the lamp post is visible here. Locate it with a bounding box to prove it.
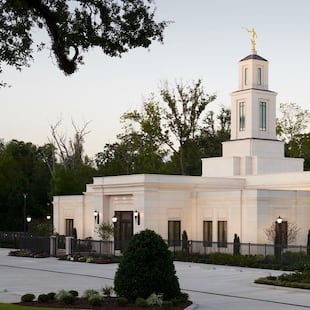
[275,216,283,261]
[23,193,27,235]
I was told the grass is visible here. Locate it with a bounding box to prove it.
[0,303,71,310]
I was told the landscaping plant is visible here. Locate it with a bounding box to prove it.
[114,229,181,301]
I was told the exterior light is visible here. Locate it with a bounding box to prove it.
[276,216,283,224]
[26,216,32,223]
[46,215,51,220]
[112,215,118,223]
[93,210,99,224]
[134,210,140,225]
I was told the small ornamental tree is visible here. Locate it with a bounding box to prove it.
[114,229,181,301]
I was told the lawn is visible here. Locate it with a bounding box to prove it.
[0,303,66,310]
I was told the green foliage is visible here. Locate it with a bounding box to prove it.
[135,297,148,307]
[162,300,173,308]
[82,289,99,299]
[37,294,49,303]
[96,222,114,241]
[181,230,189,253]
[102,285,114,297]
[116,297,128,306]
[47,292,56,300]
[114,229,181,301]
[56,289,75,304]
[146,293,163,306]
[88,294,103,306]
[0,0,167,78]
[21,293,35,302]
[68,290,79,297]
[233,233,241,256]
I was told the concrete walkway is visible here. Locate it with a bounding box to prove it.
[0,248,309,309]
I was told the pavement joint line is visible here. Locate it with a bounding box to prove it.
[0,264,114,281]
[183,288,310,308]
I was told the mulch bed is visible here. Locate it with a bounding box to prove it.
[16,297,192,309]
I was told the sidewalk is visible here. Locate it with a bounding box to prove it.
[0,248,309,309]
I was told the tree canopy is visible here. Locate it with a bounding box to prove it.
[0,0,167,79]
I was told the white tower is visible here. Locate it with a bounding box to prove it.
[202,39,303,177]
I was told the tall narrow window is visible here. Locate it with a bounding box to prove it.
[217,221,227,248]
[259,101,267,131]
[168,221,181,246]
[203,221,213,247]
[239,102,245,131]
[244,68,248,85]
[65,219,74,236]
[257,68,262,85]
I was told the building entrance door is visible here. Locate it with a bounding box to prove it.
[114,211,133,251]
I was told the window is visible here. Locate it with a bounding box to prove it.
[239,102,245,131]
[168,221,181,246]
[217,221,227,248]
[259,101,267,131]
[257,68,262,85]
[244,68,248,85]
[65,219,74,236]
[203,221,213,247]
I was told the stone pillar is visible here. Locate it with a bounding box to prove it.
[65,236,74,255]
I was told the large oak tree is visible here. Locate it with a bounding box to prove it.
[0,0,167,80]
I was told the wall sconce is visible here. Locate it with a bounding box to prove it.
[26,216,32,223]
[94,210,99,224]
[112,214,118,223]
[46,215,51,220]
[134,210,140,225]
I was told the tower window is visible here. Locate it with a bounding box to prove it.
[259,101,267,131]
[239,102,245,131]
[258,68,262,85]
[244,68,248,85]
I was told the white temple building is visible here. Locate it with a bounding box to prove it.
[53,44,310,252]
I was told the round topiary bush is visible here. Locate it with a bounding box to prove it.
[38,294,49,303]
[21,293,35,302]
[114,229,181,301]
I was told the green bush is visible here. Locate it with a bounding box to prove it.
[116,297,128,306]
[21,293,35,302]
[47,292,56,300]
[88,294,103,306]
[68,290,79,297]
[62,293,75,305]
[114,229,180,301]
[37,294,49,303]
[83,289,99,299]
[135,297,148,307]
[162,300,173,308]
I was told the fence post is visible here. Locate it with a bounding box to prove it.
[50,236,57,257]
[65,236,73,256]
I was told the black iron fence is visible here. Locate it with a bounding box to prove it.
[1,232,310,264]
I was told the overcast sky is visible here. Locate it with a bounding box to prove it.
[2,0,310,157]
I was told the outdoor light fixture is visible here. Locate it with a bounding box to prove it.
[46,215,51,220]
[94,210,99,224]
[276,216,283,224]
[26,216,32,223]
[112,214,118,223]
[134,210,140,225]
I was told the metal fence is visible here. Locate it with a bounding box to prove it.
[1,232,309,261]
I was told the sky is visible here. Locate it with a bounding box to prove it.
[2,0,310,157]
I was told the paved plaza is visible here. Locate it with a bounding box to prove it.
[0,248,309,309]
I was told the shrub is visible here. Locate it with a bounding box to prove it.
[88,294,103,306]
[69,290,79,297]
[114,229,180,301]
[62,293,75,305]
[116,297,128,306]
[56,290,75,304]
[83,289,99,299]
[135,297,148,307]
[21,293,35,302]
[38,294,49,303]
[102,285,113,297]
[146,293,163,306]
[162,300,173,308]
[47,292,56,300]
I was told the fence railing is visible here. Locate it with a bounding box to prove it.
[1,232,310,263]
